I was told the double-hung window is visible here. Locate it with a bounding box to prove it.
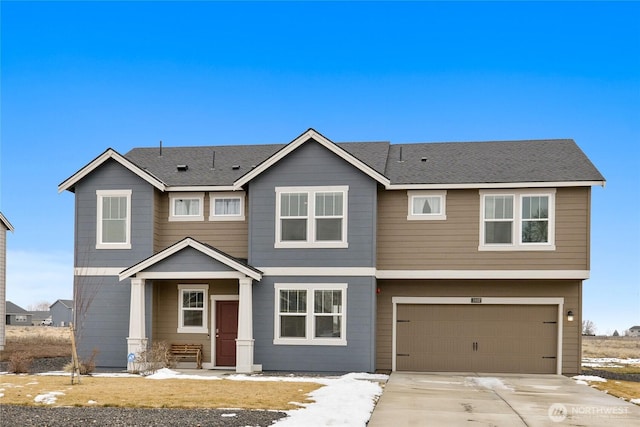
[274,283,347,346]
[480,189,555,250]
[177,284,208,333]
[407,190,447,220]
[96,190,131,249]
[169,193,204,221]
[275,186,348,248]
[209,191,245,221]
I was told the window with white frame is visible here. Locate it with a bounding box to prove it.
[169,193,204,221]
[96,190,131,249]
[15,315,27,323]
[177,284,208,333]
[275,186,348,248]
[407,190,447,220]
[480,189,555,250]
[209,191,245,221]
[274,283,347,346]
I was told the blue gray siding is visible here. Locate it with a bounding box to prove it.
[73,159,155,268]
[143,247,237,273]
[253,275,376,372]
[73,159,156,367]
[248,140,378,268]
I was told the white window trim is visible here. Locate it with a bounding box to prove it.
[209,191,245,221]
[479,189,556,251]
[177,284,209,334]
[169,192,204,222]
[407,190,447,220]
[275,186,349,249]
[274,283,347,346]
[96,189,132,249]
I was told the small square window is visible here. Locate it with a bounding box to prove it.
[209,192,245,221]
[177,284,208,333]
[407,191,447,220]
[169,193,204,221]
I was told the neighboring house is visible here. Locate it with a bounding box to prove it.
[50,299,74,326]
[58,129,605,375]
[5,301,31,326]
[0,212,13,350]
[29,311,52,326]
[629,326,640,337]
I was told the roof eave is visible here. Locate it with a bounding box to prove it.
[58,148,167,193]
[386,180,606,190]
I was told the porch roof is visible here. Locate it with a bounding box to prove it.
[119,237,262,281]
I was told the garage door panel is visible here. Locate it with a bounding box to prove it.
[396,304,558,374]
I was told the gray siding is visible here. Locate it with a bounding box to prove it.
[248,140,378,268]
[143,247,237,273]
[74,159,155,268]
[0,224,5,349]
[253,275,376,372]
[72,159,156,367]
[51,302,74,327]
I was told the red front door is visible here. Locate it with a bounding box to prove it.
[216,300,238,366]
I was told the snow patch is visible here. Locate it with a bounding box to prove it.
[572,375,607,382]
[145,368,221,381]
[221,413,236,417]
[630,398,640,405]
[34,391,65,405]
[465,377,514,391]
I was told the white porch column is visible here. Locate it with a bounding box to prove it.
[236,276,255,373]
[126,277,147,371]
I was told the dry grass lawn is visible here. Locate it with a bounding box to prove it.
[1,326,71,361]
[586,380,640,403]
[582,336,640,359]
[0,374,320,409]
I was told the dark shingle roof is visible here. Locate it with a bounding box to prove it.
[386,139,605,184]
[5,301,29,314]
[124,137,603,186]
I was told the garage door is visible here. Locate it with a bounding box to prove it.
[396,304,558,373]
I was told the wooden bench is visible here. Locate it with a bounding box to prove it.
[170,344,203,369]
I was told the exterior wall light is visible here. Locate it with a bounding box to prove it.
[567,310,574,322]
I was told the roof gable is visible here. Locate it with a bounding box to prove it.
[119,237,262,281]
[233,128,391,189]
[0,212,14,232]
[58,148,166,193]
[5,301,28,314]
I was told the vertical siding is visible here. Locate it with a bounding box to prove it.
[155,193,248,258]
[375,279,582,375]
[248,141,378,268]
[253,276,376,372]
[377,187,590,270]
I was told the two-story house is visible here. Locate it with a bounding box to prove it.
[59,129,604,375]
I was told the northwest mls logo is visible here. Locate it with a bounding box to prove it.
[548,403,568,423]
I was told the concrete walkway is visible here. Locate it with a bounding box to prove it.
[367,372,640,426]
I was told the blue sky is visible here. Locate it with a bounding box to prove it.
[1,1,638,334]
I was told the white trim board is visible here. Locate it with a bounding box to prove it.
[259,267,376,276]
[376,270,589,280]
[391,296,564,375]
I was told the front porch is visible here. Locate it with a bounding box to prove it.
[119,238,262,373]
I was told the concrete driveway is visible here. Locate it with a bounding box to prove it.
[367,372,640,426]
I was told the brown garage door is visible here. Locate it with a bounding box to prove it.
[396,304,558,373]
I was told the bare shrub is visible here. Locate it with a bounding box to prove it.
[8,351,33,373]
[133,341,176,375]
[65,348,99,375]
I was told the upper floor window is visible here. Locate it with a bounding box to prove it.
[274,283,347,346]
[169,193,204,221]
[407,190,447,220]
[177,284,208,334]
[209,191,245,221]
[275,186,348,248]
[96,189,131,249]
[479,189,556,251]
